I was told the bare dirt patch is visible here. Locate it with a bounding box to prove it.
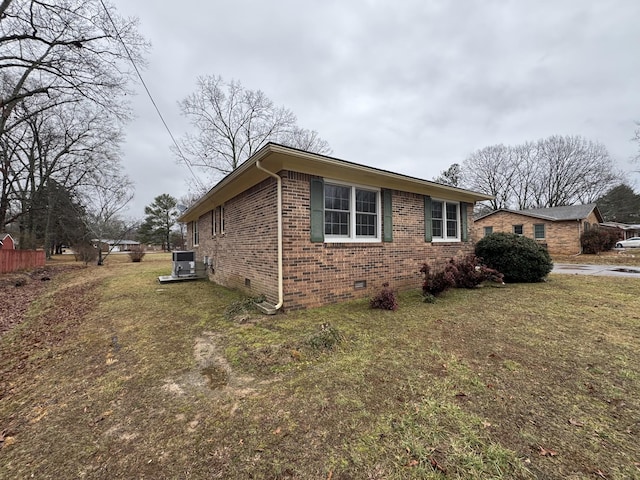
[162,332,259,405]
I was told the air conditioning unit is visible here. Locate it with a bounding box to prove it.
[171,251,196,277]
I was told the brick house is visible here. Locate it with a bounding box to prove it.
[178,143,492,311]
[473,204,603,256]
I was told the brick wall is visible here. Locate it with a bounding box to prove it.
[187,178,280,304]
[280,172,474,310]
[474,210,600,255]
[188,171,477,311]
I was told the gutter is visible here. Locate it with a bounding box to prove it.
[255,160,283,313]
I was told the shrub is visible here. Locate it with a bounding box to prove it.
[420,256,504,299]
[580,228,621,254]
[306,323,343,351]
[475,232,553,283]
[128,245,146,262]
[420,263,456,297]
[370,282,399,311]
[448,255,504,288]
[72,243,97,265]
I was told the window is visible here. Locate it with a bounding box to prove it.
[484,226,493,237]
[513,224,523,235]
[220,204,225,234]
[432,200,459,241]
[324,182,380,241]
[534,224,545,239]
[211,209,216,236]
[584,221,590,231]
[192,220,199,246]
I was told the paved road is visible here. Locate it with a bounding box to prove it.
[552,263,640,277]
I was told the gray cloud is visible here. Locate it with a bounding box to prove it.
[111,0,640,217]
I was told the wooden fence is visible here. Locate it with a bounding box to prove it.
[0,249,46,274]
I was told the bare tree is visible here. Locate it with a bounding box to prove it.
[176,75,332,182]
[81,168,134,265]
[509,141,542,209]
[2,96,123,236]
[634,122,640,163]
[0,0,147,127]
[462,144,515,209]
[0,0,147,247]
[536,135,619,207]
[462,135,621,210]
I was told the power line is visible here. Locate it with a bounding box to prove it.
[99,0,205,191]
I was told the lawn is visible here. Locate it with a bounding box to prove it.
[1,253,639,479]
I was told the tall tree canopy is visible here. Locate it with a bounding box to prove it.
[0,0,147,250]
[462,135,621,210]
[596,184,640,223]
[176,75,332,186]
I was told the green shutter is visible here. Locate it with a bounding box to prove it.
[424,195,432,242]
[460,203,468,242]
[383,189,393,242]
[310,178,324,243]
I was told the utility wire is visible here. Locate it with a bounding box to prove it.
[99,0,205,191]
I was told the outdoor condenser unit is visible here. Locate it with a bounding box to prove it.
[172,251,196,278]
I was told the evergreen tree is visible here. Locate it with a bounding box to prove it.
[596,184,640,223]
[139,194,179,251]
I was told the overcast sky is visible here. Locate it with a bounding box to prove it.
[110,0,640,218]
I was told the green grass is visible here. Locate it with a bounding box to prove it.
[1,254,639,479]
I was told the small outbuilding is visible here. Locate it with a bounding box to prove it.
[0,233,16,250]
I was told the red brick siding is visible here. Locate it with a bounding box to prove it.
[187,178,280,304]
[281,172,474,310]
[187,171,477,310]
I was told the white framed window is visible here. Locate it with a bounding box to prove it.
[211,209,216,236]
[324,181,381,242]
[192,220,199,246]
[220,204,225,234]
[431,200,460,241]
[484,226,493,237]
[534,223,545,239]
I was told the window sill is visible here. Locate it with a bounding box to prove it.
[324,242,384,248]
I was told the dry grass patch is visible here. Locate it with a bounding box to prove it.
[1,259,639,479]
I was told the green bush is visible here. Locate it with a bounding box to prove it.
[306,323,343,351]
[475,232,553,283]
[580,228,620,254]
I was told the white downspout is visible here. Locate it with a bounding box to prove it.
[255,160,283,311]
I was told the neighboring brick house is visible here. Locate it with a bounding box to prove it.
[178,143,492,311]
[473,204,603,256]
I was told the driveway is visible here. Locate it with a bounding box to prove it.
[552,263,640,277]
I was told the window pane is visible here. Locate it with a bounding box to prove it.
[534,224,545,239]
[446,203,458,238]
[446,203,457,221]
[432,219,442,238]
[325,211,349,236]
[484,226,493,237]
[356,189,376,214]
[325,185,350,211]
[447,219,457,237]
[513,224,523,235]
[356,213,376,236]
[432,200,443,219]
